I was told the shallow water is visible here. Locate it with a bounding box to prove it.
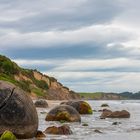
[35,100,140,140]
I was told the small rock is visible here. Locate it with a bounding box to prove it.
[94,129,102,133]
[35,130,46,138]
[40,111,47,114]
[35,99,48,108]
[82,123,88,126]
[0,131,16,140]
[98,109,103,112]
[45,105,81,122]
[44,125,72,135]
[112,122,121,125]
[101,103,109,107]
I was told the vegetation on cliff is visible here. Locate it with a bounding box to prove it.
[0,55,80,100]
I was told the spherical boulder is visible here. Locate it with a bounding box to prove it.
[0,80,38,139]
[44,125,72,135]
[35,99,48,108]
[45,105,81,122]
[61,101,93,114]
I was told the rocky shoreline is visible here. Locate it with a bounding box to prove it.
[0,81,132,139]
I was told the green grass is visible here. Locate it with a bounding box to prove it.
[0,55,49,97]
[32,88,44,97]
[78,92,104,99]
[0,73,17,84]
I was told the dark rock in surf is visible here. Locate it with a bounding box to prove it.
[35,130,46,138]
[35,99,48,108]
[101,103,109,107]
[45,105,81,122]
[100,109,130,119]
[61,101,93,114]
[45,125,72,135]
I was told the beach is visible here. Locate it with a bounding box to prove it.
[34,100,140,140]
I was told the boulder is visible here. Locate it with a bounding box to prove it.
[0,131,16,140]
[108,110,130,118]
[44,125,72,135]
[61,101,93,114]
[100,109,130,119]
[0,81,38,139]
[35,130,46,138]
[45,105,81,122]
[35,99,48,108]
[100,109,112,119]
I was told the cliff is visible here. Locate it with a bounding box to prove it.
[0,55,80,100]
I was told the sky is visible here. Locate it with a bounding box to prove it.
[0,0,140,93]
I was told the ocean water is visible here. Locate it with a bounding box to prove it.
[36,100,140,140]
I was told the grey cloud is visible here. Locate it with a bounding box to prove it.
[0,42,131,60]
[0,0,124,32]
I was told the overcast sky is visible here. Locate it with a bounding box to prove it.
[0,0,140,93]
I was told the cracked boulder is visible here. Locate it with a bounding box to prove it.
[0,80,38,139]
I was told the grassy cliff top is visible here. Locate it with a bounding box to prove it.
[0,55,49,95]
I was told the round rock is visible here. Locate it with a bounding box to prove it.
[0,80,38,139]
[45,125,72,135]
[35,99,48,108]
[61,101,93,114]
[45,105,81,122]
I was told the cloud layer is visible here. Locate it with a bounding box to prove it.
[0,0,140,92]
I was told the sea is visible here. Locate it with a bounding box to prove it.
[34,100,140,140]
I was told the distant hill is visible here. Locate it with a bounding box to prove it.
[79,92,140,100]
[0,55,80,100]
[79,92,125,100]
[119,91,140,99]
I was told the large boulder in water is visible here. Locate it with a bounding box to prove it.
[0,80,38,139]
[45,105,81,122]
[61,101,93,114]
[100,109,130,119]
[107,110,130,118]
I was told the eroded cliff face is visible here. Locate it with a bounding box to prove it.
[0,55,80,100]
[14,71,80,100]
[32,71,80,100]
